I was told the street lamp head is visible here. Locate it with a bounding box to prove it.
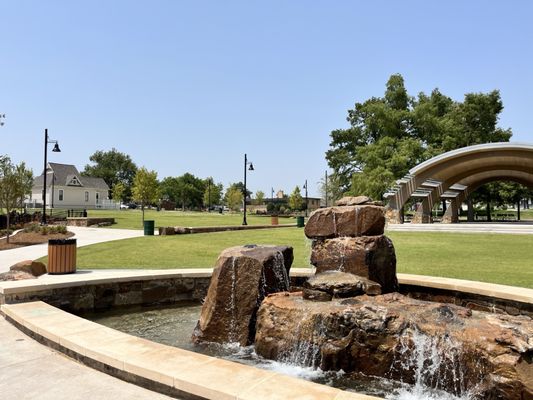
[248,163,254,171]
[52,143,61,152]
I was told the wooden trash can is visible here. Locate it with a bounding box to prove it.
[271,215,279,225]
[48,238,77,274]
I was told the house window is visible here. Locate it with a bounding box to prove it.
[85,191,89,202]
[59,189,64,201]
[96,192,100,204]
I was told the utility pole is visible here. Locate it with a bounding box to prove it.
[325,170,328,207]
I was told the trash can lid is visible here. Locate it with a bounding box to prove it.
[48,238,77,245]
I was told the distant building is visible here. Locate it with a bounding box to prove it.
[29,163,110,209]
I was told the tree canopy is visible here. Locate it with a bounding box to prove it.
[132,167,159,223]
[0,155,33,242]
[288,186,304,211]
[326,74,512,200]
[203,177,223,208]
[83,148,137,200]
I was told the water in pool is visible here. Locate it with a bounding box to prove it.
[84,302,473,400]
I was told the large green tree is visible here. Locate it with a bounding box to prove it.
[326,74,512,200]
[225,184,243,211]
[0,156,33,242]
[203,177,223,208]
[83,148,137,200]
[288,186,304,211]
[132,167,160,224]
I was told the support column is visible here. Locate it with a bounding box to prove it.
[442,198,459,223]
[411,198,432,224]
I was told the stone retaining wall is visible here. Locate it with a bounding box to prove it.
[1,272,531,318]
[67,217,115,227]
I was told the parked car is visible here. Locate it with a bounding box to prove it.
[127,203,137,209]
[119,203,129,209]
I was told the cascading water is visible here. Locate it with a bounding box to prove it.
[387,327,478,400]
[271,250,290,291]
[224,256,238,343]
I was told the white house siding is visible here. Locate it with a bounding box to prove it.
[30,186,109,209]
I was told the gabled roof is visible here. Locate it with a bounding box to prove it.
[33,163,109,190]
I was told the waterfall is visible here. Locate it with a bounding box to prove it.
[279,318,325,369]
[388,327,479,400]
[224,256,238,343]
[272,250,290,291]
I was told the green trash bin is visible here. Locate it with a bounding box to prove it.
[144,220,155,236]
[296,216,305,228]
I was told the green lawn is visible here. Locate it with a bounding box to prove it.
[42,228,533,289]
[88,209,293,230]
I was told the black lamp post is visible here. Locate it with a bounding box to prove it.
[242,153,254,225]
[303,179,308,217]
[42,129,61,225]
[207,179,211,211]
[325,170,328,207]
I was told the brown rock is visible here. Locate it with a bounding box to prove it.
[0,270,37,281]
[192,245,293,346]
[335,196,371,206]
[304,206,385,239]
[304,271,381,298]
[174,226,191,234]
[158,227,175,235]
[302,288,333,301]
[310,235,398,293]
[255,292,533,399]
[10,260,47,276]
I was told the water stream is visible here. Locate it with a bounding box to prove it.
[85,303,476,400]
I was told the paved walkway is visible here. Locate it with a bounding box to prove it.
[0,226,144,273]
[387,221,533,235]
[0,317,174,400]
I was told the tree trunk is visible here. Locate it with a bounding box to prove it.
[6,212,10,244]
[486,200,492,222]
[141,204,145,225]
[517,201,521,221]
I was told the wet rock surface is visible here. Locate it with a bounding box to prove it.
[303,271,381,300]
[310,235,398,293]
[192,245,293,346]
[304,205,385,238]
[255,292,533,400]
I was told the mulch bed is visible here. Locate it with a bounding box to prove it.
[0,231,75,251]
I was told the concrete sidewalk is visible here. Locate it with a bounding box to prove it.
[386,221,533,234]
[0,317,174,400]
[0,227,144,273]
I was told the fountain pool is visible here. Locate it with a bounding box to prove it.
[85,301,476,400]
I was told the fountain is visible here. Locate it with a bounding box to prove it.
[193,197,533,399]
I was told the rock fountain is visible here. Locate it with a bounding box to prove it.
[194,198,533,399]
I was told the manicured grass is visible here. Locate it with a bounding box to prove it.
[73,227,313,270]
[43,228,533,289]
[88,209,292,230]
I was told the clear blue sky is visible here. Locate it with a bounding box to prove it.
[2,1,532,197]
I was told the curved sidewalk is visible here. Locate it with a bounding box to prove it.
[0,227,144,273]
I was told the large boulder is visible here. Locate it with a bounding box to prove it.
[9,260,47,276]
[192,245,293,346]
[303,271,381,301]
[304,206,385,239]
[255,292,533,399]
[310,235,398,293]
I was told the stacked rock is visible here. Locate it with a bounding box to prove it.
[304,196,399,294]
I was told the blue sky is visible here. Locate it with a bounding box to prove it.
[2,1,532,197]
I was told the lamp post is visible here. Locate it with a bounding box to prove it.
[41,129,61,225]
[242,153,254,225]
[207,179,211,211]
[303,179,308,217]
[325,170,328,207]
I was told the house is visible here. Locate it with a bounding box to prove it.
[29,163,110,209]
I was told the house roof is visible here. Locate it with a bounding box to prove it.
[33,163,109,190]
